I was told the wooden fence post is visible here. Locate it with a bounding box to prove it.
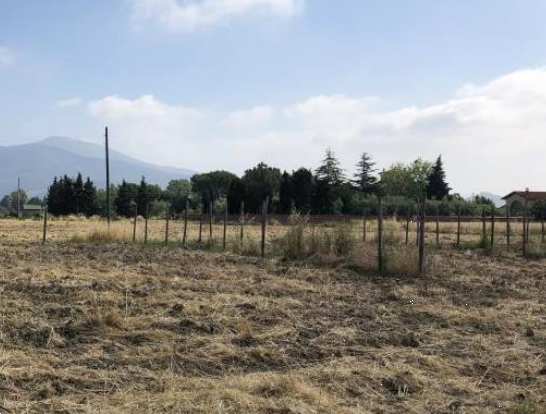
[542,219,545,244]
[261,197,269,258]
[418,197,426,277]
[198,202,203,245]
[223,201,228,251]
[42,208,48,245]
[182,198,189,247]
[133,205,138,243]
[209,200,214,247]
[240,201,245,242]
[144,199,149,245]
[362,208,367,242]
[490,207,495,247]
[506,205,511,248]
[377,195,384,273]
[523,190,529,256]
[416,203,420,246]
[405,206,411,245]
[165,207,170,245]
[481,208,487,245]
[435,206,440,246]
[456,205,461,246]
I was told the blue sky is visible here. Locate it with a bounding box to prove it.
[2,0,546,194]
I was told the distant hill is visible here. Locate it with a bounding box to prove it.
[0,137,197,196]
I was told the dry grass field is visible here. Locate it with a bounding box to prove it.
[1,219,546,413]
[0,216,542,247]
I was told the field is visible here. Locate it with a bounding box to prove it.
[0,216,543,247]
[1,219,546,413]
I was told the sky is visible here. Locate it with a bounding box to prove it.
[2,0,546,196]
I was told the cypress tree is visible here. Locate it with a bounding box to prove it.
[74,173,84,215]
[279,171,293,214]
[426,156,451,200]
[227,177,246,214]
[291,168,314,214]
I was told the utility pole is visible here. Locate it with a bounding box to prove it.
[105,127,111,227]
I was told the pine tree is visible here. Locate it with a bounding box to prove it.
[314,148,345,213]
[137,177,149,218]
[82,177,98,217]
[426,156,451,200]
[47,177,61,215]
[59,175,75,215]
[353,152,377,195]
[315,148,345,186]
[115,180,131,218]
[279,171,293,214]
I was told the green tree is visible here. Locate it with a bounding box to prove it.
[278,171,293,214]
[115,180,138,218]
[191,171,238,209]
[315,147,345,186]
[313,148,346,213]
[380,158,433,200]
[0,189,28,214]
[353,152,377,195]
[73,173,84,214]
[227,177,246,214]
[96,185,118,217]
[28,196,44,206]
[291,168,313,213]
[531,200,546,220]
[426,155,451,200]
[137,177,150,218]
[166,179,192,214]
[82,177,98,217]
[241,162,282,213]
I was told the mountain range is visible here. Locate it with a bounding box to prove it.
[0,137,196,197]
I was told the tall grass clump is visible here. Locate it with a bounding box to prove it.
[275,218,357,261]
[71,229,129,243]
[332,223,356,256]
[276,214,308,260]
[385,245,420,278]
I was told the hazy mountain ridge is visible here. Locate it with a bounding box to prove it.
[0,137,197,196]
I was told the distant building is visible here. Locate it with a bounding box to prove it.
[502,191,546,216]
[22,204,44,218]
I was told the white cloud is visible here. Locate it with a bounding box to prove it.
[56,98,83,108]
[88,95,205,166]
[0,47,15,67]
[86,68,546,194]
[128,0,304,32]
[223,106,274,128]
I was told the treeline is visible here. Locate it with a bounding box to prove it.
[47,174,98,216]
[35,148,515,219]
